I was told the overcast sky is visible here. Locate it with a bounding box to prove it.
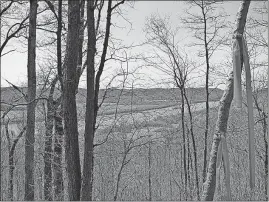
[1,1,267,89]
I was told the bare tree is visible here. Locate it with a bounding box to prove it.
[0,1,29,56]
[81,0,125,200]
[25,0,38,200]
[144,14,199,200]
[41,1,65,199]
[181,0,229,182]
[112,121,152,201]
[201,1,251,200]
[251,66,268,199]
[62,0,81,200]
[144,15,187,196]
[43,77,58,201]
[183,87,200,200]
[81,1,96,200]
[53,103,64,200]
[4,120,26,201]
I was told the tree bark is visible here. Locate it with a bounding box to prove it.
[180,89,187,198]
[201,72,234,201]
[148,141,152,201]
[201,1,250,200]
[265,121,268,200]
[94,0,113,120]
[9,127,26,201]
[54,1,63,199]
[81,0,121,199]
[0,1,2,200]
[44,78,58,201]
[183,89,200,200]
[53,107,64,201]
[266,2,269,199]
[25,0,38,200]
[44,99,53,201]
[186,133,192,200]
[76,0,85,87]
[201,2,210,183]
[63,0,81,200]
[57,0,63,91]
[253,94,268,199]
[80,0,96,200]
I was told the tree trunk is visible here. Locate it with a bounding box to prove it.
[267,30,269,198]
[148,141,152,201]
[76,0,85,87]
[201,2,250,200]
[202,4,210,183]
[180,89,187,197]
[0,1,2,200]
[264,125,268,200]
[25,0,38,200]
[54,0,63,199]
[57,0,63,90]
[9,127,26,201]
[183,89,200,200]
[201,72,234,201]
[114,152,127,201]
[44,78,58,201]
[186,126,192,200]
[63,0,81,200]
[53,107,64,200]
[9,149,14,201]
[80,0,96,201]
[254,95,268,199]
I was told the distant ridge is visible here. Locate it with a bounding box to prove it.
[1,86,224,111]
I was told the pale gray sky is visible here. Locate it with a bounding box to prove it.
[1,1,267,89]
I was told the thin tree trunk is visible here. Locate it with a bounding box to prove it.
[254,95,268,199]
[267,4,269,197]
[180,89,187,197]
[0,1,2,200]
[202,3,210,183]
[63,0,81,200]
[53,107,64,200]
[114,152,127,201]
[9,150,14,201]
[201,2,250,200]
[25,0,38,200]
[0,1,2,201]
[180,143,183,199]
[57,0,63,90]
[8,127,26,201]
[54,1,63,199]
[183,89,200,200]
[264,125,268,200]
[5,123,12,201]
[94,0,113,120]
[80,0,96,201]
[261,112,268,200]
[82,0,119,200]
[186,126,192,200]
[44,78,58,201]
[77,0,85,86]
[148,141,152,201]
[201,72,234,201]
[168,144,173,201]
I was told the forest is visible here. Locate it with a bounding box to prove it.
[0,0,268,201]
